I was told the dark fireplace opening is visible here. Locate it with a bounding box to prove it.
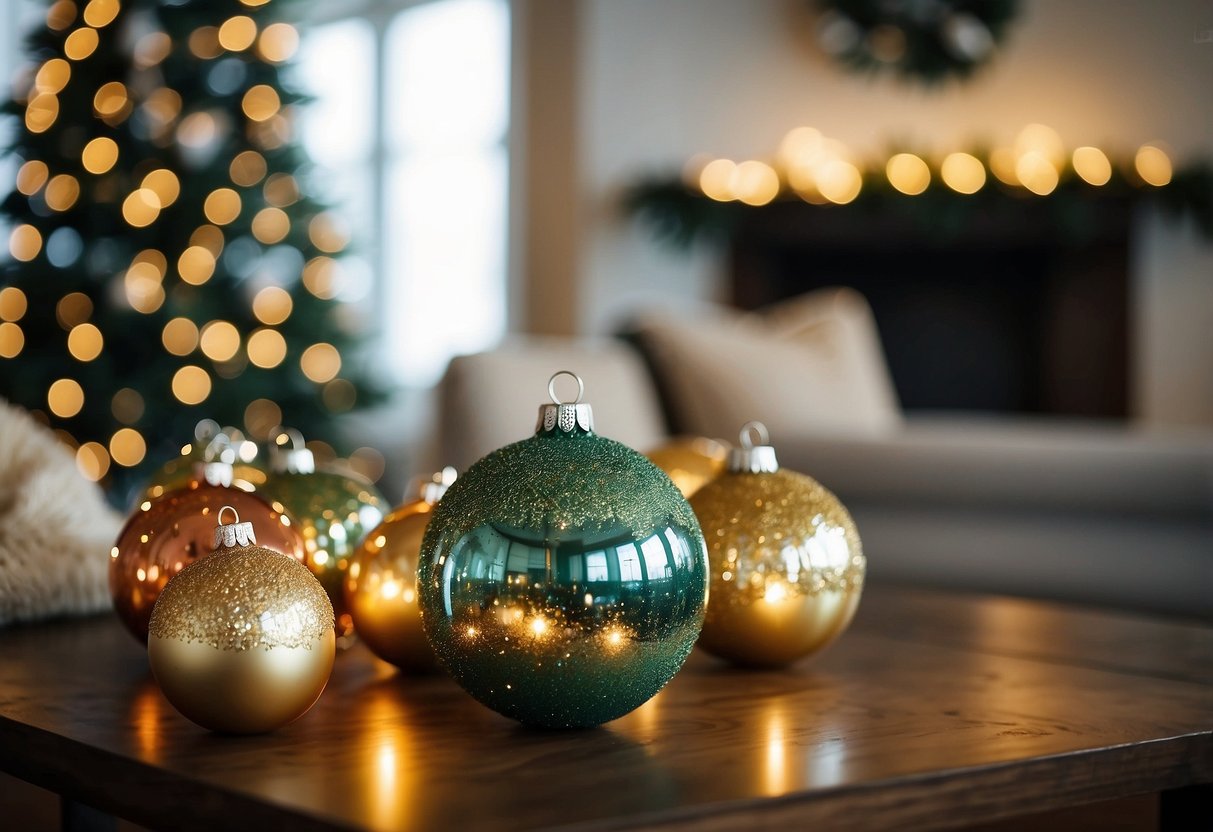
[729,195,1134,417]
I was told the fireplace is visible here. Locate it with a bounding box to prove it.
[728,193,1135,417]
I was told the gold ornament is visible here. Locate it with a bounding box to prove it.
[141,423,265,501]
[345,467,457,672]
[148,506,335,734]
[690,422,865,668]
[110,460,306,642]
[646,436,728,498]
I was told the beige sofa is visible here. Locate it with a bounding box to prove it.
[437,291,1213,619]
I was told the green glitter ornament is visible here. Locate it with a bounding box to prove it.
[418,371,709,729]
[262,429,387,641]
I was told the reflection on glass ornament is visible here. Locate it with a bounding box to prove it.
[111,446,305,642]
[141,424,265,501]
[691,422,865,668]
[262,429,387,642]
[418,372,709,728]
[347,467,458,672]
[148,506,335,734]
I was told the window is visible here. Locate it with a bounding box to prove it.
[296,0,509,386]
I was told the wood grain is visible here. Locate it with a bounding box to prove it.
[0,587,1210,831]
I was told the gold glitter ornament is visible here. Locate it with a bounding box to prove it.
[646,436,728,498]
[346,467,457,672]
[148,506,335,734]
[262,429,387,642]
[690,422,865,668]
[111,454,306,642]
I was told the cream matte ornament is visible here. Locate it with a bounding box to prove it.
[147,506,336,734]
[690,422,865,668]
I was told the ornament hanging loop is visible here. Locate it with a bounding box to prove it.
[739,421,770,449]
[214,505,258,549]
[269,426,316,474]
[548,370,585,405]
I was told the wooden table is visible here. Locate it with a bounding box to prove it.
[1,585,1211,831]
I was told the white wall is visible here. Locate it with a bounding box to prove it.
[573,0,1213,425]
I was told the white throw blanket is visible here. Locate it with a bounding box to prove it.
[0,399,121,625]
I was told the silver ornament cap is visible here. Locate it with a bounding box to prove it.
[269,427,316,474]
[727,421,780,473]
[213,505,258,549]
[535,370,594,434]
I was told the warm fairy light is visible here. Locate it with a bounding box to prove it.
[1072,146,1112,186]
[302,257,339,299]
[34,59,71,94]
[0,323,23,358]
[93,81,127,116]
[47,0,77,30]
[134,32,171,68]
[218,16,257,52]
[9,225,42,261]
[199,320,241,362]
[778,126,824,167]
[699,159,737,202]
[188,26,222,60]
[529,616,549,637]
[171,365,212,405]
[940,152,986,194]
[82,0,119,28]
[263,173,299,207]
[161,317,199,355]
[300,343,341,383]
[240,0,271,6]
[141,169,180,207]
[733,160,780,206]
[241,85,280,122]
[109,428,147,467]
[229,150,267,186]
[189,225,225,256]
[243,398,282,438]
[45,174,81,211]
[122,188,161,227]
[67,323,103,361]
[25,93,59,133]
[988,148,1018,185]
[1135,144,1173,187]
[132,248,167,276]
[322,379,356,412]
[1015,152,1059,196]
[144,88,182,126]
[258,23,299,63]
[177,112,217,148]
[308,213,348,253]
[886,153,931,195]
[816,160,863,204]
[177,245,217,285]
[16,160,49,195]
[203,188,242,225]
[76,442,110,481]
[763,580,789,605]
[81,137,119,174]
[0,287,28,321]
[56,292,92,328]
[252,286,292,325]
[65,27,100,60]
[1014,123,1065,170]
[124,274,164,315]
[111,387,144,424]
[250,114,291,150]
[48,378,85,417]
[251,207,290,244]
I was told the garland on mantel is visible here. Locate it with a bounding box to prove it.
[624,130,1213,250]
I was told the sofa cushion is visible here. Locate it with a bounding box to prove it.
[438,336,668,471]
[776,414,1213,519]
[627,288,901,443]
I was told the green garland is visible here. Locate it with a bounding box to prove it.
[815,0,1021,84]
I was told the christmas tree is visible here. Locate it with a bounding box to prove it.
[0,0,379,495]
